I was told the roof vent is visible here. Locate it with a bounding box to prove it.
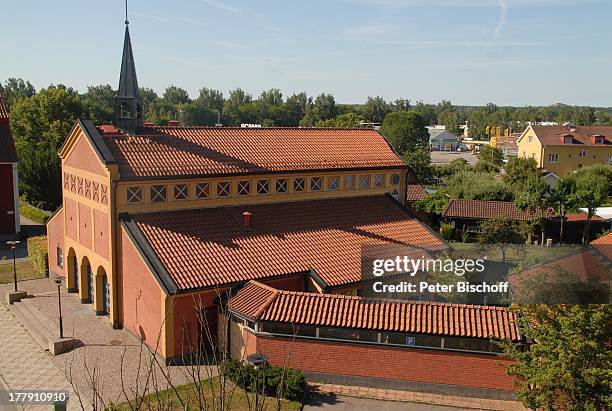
[242,211,252,229]
[167,120,180,127]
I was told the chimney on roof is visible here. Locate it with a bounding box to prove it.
[242,211,252,229]
[167,120,180,127]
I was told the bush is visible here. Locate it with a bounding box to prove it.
[27,236,48,277]
[440,223,454,241]
[225,359,305,401]
[19,199,50,224]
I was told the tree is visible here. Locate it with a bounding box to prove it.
[361,96,391,123]
[434,158,472,179]
[499,304,612,410]
[162,85,190,105]
[282,92,308,126]
[0,78,36,111]
[572,167,610,244]
[10,85,83,209]
[412,101,436,125]
[477,217,525,261]
[315,112,364,128]
[477,146,504,167]
[82,84,115,124]
[503,157,539,192]
[139,87,158,118]
[380,111,429,154]
[180,101,217,126]
[413,189,450,214]
[446,170,514,201]
[515,175,551,246]
[550,176,578,243]
[196,87,224,112]
[403,148,433,184]
[474,159,500,174]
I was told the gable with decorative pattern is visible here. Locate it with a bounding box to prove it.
[64,133,106,176]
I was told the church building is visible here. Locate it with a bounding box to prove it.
[47,18,521,397]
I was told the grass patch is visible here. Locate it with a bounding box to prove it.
[19,199,51,224]
[449,242,582,264]
[0,259,45,284]
[110,377,301,411]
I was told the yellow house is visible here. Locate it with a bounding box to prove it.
[517,125,612,175]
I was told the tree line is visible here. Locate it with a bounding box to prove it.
[2,77,611,210]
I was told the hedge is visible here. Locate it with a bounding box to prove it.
[20,200,51,224]
[225,359,305,401]
[27,236,48,277]
[440,223,454,241]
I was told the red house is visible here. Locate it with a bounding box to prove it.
[0,93,20,237]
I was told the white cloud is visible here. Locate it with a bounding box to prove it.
[201,0,242,14]
[493,0,508,40]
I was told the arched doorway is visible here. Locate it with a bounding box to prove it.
[67,248,78,292]
[95,266,110,316]
[80,256,94,304]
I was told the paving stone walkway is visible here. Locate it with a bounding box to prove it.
[312,383,529,411]
[0,302,79,410]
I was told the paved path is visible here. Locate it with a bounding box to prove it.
[305,393,472,410]
[310,384,528,411]
[0,302,78,410]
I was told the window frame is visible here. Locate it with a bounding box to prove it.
[310,177,322,192]
[579,148,587,157]
[57,247,63,268]
[150,185,167,203]
[237,181,251,196]
[327,176,339,191]
[217,182,231,197]
[548,153,559,163]
[275,179,288,194]
[174,184,189,201]
[373,174,385,187]
[358,175,370,190]
[195,182,210,199]
[343,175,355,190]
[127,186,143,203]
[256,180,270,195]
[293,177,305,192]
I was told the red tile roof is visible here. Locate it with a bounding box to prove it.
[406,184,427,202]
[442,200,534,221]
[565,212,604,222]
[228,281,521,341]
[510,249,610,291]
[0,93,18,163]
[100,126,406,179]
[126,195,446,291]
[531,125,612,146]
[591,232,612,261]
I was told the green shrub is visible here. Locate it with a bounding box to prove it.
[225,359,305,401]
[440,223,454,241]
[19,200,50,224]
[27,236,48,277]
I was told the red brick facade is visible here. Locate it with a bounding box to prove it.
[255,334,515,391]
[47,208,65,278]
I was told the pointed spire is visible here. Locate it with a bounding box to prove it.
[118,24,139,98]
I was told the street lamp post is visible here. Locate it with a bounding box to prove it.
[54,278,64,339]
[6,240,20,292]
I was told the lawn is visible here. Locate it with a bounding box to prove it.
[0,259,45,284]
[111,377,301,411]
[449,242,583,264]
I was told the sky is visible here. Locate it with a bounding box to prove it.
[2,0,612,106]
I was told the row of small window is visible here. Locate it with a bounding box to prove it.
[127,173,400,203]
[257,322,502,354]
[547,152,612,164]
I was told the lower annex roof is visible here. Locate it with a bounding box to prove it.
[123,195,447,292]
[228,281,521,341]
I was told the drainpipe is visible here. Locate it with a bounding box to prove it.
[111,178,121,329]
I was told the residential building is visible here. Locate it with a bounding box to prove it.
[517,125,612,175]
[0,93,20,237]
[442,199,608,243]
[428,126,459,151]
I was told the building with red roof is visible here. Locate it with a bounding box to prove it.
[45,17,523,397]
[0,92,20,237]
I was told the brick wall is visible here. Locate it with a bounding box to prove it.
[256,334,515,391]
[47,208,65,277]
[120,228,163,353]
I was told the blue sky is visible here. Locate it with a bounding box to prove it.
[2,0,611,106]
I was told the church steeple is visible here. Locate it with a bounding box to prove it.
[114,6,142,134]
